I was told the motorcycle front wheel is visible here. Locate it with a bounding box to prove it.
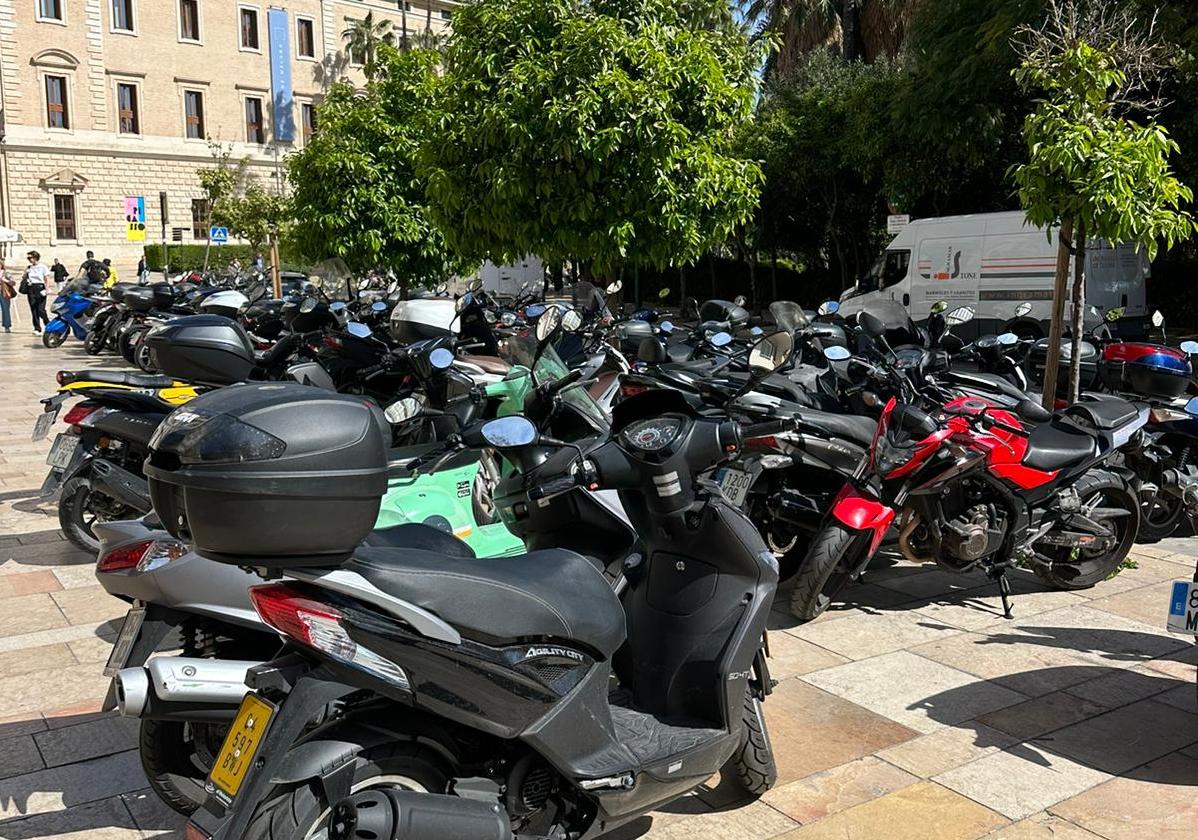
[42,328,68,348]
[788,522,867,621]
[84,325,106,355]
[1034,470,1140,589]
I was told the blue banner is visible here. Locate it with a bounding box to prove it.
[268,8,295,142]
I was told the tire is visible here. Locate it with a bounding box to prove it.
[1034,470,1140,589]
[133,338,156,372]
[1138,491,1185,544]
[140,718,225,816]
[727,690,776,796]
[241,743,450,840]
[84,325,106,355]
[119,326,146,365]
[788,522,866,621]
[58,475,134,553]
[42,328,68,348]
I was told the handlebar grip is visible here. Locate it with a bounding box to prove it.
[547,369,584,394]
[528,473,579,501]
[743,419,792,438]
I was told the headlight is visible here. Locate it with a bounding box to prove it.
[873,432,916,476]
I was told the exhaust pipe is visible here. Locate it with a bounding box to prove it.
[90,459,152,512]
[1162,469,1198,510]
[328,790,514,840]
[115,657,260,721]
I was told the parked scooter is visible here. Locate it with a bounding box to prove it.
[42,288,99,348]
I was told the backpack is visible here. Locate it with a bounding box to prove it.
[86,260,104,283]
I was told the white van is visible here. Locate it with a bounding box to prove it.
[838,211,1149,337]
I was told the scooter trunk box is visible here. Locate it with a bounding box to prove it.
[1099,343,1191,399]
[145,315,257,387]
[1028,338,1099,394]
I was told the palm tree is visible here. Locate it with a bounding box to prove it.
[745,0,917,77]
[341,11,393,68]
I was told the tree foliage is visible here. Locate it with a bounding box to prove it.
[286,46,467,282]
[421,0,764,274]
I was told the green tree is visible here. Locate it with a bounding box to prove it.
[342,11,394,72]
[287,46,467,285]
[1011,0,1197,405]
[421,0,764,276]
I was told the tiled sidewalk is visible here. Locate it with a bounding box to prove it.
[1,331,1196,840]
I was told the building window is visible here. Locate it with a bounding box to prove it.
[45,75,68,129]
[440,8,451,20]
[245,97,265,144]
[179,0,200,41]
[54,194,77,240]
[37,0,64,22]
[296,16,315,58]
[301,102,316,145]
[116,83,139,134]
[191,199,209,239]
[112,0,134,32]
[184,89,204,138]
[240,7,259,50]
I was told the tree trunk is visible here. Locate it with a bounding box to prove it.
[400,2,408,49]
[770,247,778,302]
[842,0,860,61]
[747,250,757,313]
[678,266,686,310]
[708,254,717,300]
[269,232,282,299]
[425,1,432,38]
[1041,218,1074,411]
[1068,220,1087,404]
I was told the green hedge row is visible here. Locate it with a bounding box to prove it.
[143,244,307,274]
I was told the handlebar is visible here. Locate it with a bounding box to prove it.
[528,472,582,501]
[542,368,584,396]
[743,418,797,438]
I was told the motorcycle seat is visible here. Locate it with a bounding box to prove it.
[347,543,626,657]
[460,353,510,375]
[363,523,475,558]
[1065,398,1140,431]
[1021,422,1097,472]
[60,369,174,389]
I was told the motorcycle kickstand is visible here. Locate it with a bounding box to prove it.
[987,567,1014,620]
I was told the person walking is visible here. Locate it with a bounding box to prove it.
[137,256,148,283]
[51,257,69,288]
[102,258,119,287]
[79,250,108,285]
[0,259,15,333]
[21,250,53,333]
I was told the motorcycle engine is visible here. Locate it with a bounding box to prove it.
[941,504,1004,565]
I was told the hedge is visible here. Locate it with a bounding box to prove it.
[143,244,307,274]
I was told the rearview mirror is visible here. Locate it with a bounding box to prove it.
[733,295,747,307]
[858,311,886,338]
[709,331,733,348]
[945,306,975,326]
[1015,302,1033,317]
[823,346,851,361]
[371,301,387,313]
[930,301,948,315]
[536,305,562,342]
[1180,341,1198,354]
[484,309,498,324]
[659,320,674,333]
[455,293,472,313]
[384,396,424,424]
[525,303,546,318]
[345,322,372,338]
[657,287,670,299]
[429,347,454,370]
[605,280,623,295]
[481,416,538,448]
[1105,306,1125,322]
[817,300,840,317]
[1152,310,1165,328]
[562,310,583,332]
[358,277,371,290]
[997,332,1019,346]
[748,332,794,375]
[500,311,516,327]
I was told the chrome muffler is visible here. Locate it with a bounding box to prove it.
[115,656,261,721]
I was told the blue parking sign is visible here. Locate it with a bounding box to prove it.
[210,226,229,243]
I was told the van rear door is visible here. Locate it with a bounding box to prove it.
[1087,242,1147,316]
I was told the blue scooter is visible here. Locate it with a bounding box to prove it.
[43,289,96,348]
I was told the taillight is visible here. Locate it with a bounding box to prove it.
[744,435,778,449]
[620,383,648,399]
[63,404,98,426]
[323,336,343,349]
[97,539,186,573]
[56,370,70,385]
[249,584,410,689]
[184,822,211,840]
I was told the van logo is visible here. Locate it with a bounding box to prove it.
[932,249,976,282]
[523,646,584,663]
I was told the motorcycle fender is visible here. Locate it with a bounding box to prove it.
[58,448,95,488]
[44,318,67,334]
[829,485,895,555]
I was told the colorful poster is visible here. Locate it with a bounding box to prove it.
[268,8,295,142]
[125,195,146,242]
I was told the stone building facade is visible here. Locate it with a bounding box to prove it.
[0,0,454,276]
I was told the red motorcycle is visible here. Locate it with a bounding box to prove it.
[789,393,1147,621]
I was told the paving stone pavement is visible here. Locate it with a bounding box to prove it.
[1,331,1197,840]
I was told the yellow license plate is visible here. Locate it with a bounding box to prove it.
[208,694,276,799]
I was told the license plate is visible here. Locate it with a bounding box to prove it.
[32,408,59,442]
[1166,580,1198,636]
[717,467,753,508]
[103,605,146,677]
[209,694,276,800]
[45,434,79,469]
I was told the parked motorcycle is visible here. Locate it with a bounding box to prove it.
[42,287,100,348]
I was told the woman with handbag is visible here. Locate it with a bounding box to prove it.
[21,250,53,333]
[0,258,14,333]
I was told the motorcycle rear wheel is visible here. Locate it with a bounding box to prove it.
[241,743,449,840]
[788,522,865,621]
[1034,470,1140,589]
[84,326,106,355]
[1137,492,1185,544]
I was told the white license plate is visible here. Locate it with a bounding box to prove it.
[104,605,147,677]
[1166,580,1198,636]
[45,434,79,469]
[717,467,753,508]
[32,408,59,441]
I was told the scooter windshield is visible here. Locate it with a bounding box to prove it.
[859,300,922,347]
[499,335,609,432]
[769,301,810,333]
